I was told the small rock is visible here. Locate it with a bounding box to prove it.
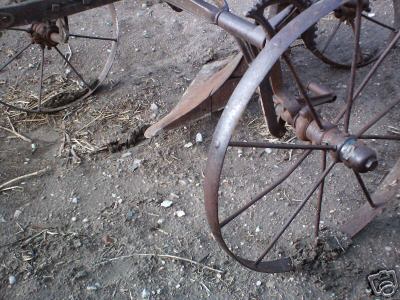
[14,210,22,219]
[256,281,262,286]
[86,284,98,291]
[143,30,150,38]
[73,239,82,248]
[82,218,89,223]
[265,148,272,154]
[141,288,150,299]
[169,193,180,199]
[121,151,132,158]
[161,200,173,208]
[195,133,203,144]
[126,210,135,221]
[255,226,261,233]
[9,275,16,285]
[157,218,164,224]
[175,210,186,218]
[384,246,392,251]
[150,103,158,112]
[129,159,142,172]
[71,196,79,204]
[74,270,88,281]
[102,235,114,245]
[184,142,193,148]
[71,216,77,222]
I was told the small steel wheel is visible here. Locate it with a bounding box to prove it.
[304,0,400,68]
[0,2,118,113]
[204,0,399,273]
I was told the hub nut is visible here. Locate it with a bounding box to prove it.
[339,138,378,173]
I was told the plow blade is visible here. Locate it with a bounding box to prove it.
[145,53,244,138]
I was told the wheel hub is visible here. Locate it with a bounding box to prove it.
[276,93,378,173]
[30,21,60,49]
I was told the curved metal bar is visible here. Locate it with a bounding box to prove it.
[204,0,345,273]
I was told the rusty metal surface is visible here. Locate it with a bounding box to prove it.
[144,53,244,138]
[1,0,399,274]
[341,159,400,238]
[204,0,345,273]
[203,0,399,273]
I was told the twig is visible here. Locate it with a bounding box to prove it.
[95,253,224,274]
[0,167,49,191]
[0,125,32,143]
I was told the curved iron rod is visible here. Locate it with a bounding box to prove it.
[344,0,363,133]
[220,150,312,228]
[361,13,397,31]
[359,134,400,141]
[283,54,323,129]
[6,27,31,32]
[0,42,32,72]
[255,160,336,265]
[353,170,376,208]
[54,46,90,89]
[321,20,342,54]
[228,141,336,151]
[334,30,400,124]
[68,33,117,42]
[314,151,327,238]
[356,98,400,137]
[37,46,45,111]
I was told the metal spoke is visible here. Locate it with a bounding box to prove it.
[0,42,32,72]
[314,151,327,238]
[359,134,400,141]
[334,30,400,124]
[343,0,363,133]
[353,170,376,208]
[356,98,400,137]
[228,141,336,151]
[361,14,397,31]
[68,33,117,42]
[254,160,336,265]
[321,20,342,54]
[6,27,31,33]
[283,54,323,129]
[220,150,312,228]
[37,47,45,111]
[54,46,90,89]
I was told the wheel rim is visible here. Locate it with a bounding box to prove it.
[0,4,118,113]
[204,0,399,273]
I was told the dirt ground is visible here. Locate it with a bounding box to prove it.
[0,1,399,299]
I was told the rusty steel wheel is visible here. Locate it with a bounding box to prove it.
[204,0,399,273]
[0,3,118,113]
[305,0,400,68]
